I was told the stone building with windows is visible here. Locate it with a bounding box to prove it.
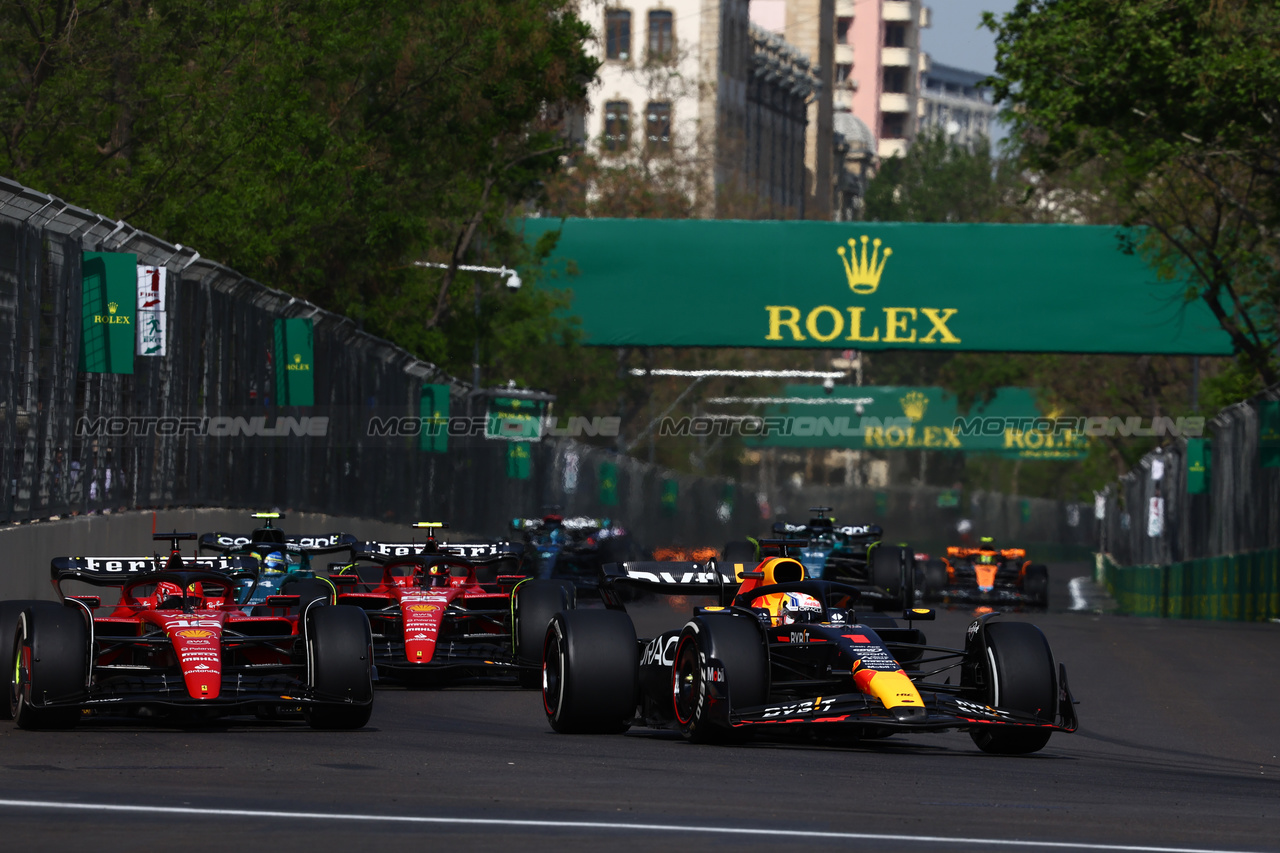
[919,62,997,148]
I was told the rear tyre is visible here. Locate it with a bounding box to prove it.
[968,621,1056,755]
[542,610,636,734]
[673,613,768,744]
[514,580,575,688]
[12,602,89,730]
[0,599,44,721]
[922,560,948,602]
[305,605,374,730]
[870,545,907,604]
[1022,564,1049,610]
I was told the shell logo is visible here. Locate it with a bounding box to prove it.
[175,629,216,639]
[407,604,440,614]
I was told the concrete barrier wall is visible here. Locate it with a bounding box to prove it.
[0,510,483,602]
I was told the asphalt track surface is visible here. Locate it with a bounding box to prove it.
[2,564,1277,852]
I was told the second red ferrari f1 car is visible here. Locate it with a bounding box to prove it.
[541,556,1077,754]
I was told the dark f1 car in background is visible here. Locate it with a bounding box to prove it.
[331,523,571,687]
[921,537,1050,609]
[354,522,528,581]
[726,507,914,602]
[541,556,1076,754]
[3,533,373,730]
[512,513,641,594]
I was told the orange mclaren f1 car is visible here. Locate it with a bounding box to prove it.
[921,537,1050,609]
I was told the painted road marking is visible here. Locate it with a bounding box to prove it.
[0,797,1263,853]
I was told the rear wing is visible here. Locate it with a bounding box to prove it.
[836,524,882,538]
[353,540,522,560]
[51,554,260,585]
[598,561,736,608]
[199,532,357,554]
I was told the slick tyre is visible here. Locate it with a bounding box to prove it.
[0,600,44,721]
[968,621,1057,755]
[922,560,948,602]
[1022,564,1050,610]
[542,610,636,734]
[673,613,767,744]
[870,545,907,605]
[514,580,575,689]
[305,605,374,730]
[12,602,88,730]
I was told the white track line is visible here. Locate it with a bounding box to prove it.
[0,798,1262,853]
[1069,576,1091,611]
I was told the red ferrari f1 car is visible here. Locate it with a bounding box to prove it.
[541,554,1077,754]
[2,533,373,730]
[330,523,572,687]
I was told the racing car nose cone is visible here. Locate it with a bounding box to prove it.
[891,706,927,722]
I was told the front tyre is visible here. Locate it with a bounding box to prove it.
[12,602,89,730]
[542,610,636,734]
[0,599,45,721]
[305,605,374,730]
[1022,564,1050,610]
[968,621,1057,755]
[673,613,768,744]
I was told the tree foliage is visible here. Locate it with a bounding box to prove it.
[0,0,599,385]
[985,0,1280,389]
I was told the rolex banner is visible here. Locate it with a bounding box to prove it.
[80,252,137,374]
[419,383,450,453]
[1185,438,1210,493]
[273,318,315,406]
[522,219,1234,355]
[746,385,1090,459]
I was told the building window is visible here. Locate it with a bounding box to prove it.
[836,63,853,85]
[883,67,908,93]
[606,9,632,61]
[648,10,674,61]
[836,16,852,44]
[646,101,671,152]
[882,112,907,139]
[884,22,906,48]
[603,101,631,152]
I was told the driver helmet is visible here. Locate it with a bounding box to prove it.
[260,550,287,574]
[154,580,184,609]
[424,564,451,588]
[778,591,823,625]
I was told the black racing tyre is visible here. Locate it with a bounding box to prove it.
[673,613,768,744]
[721,541,757,574]
[12,602,89,730]
[282,576,335,611]
[923,560,948,601]
[968,621,1057,755]
[305,604,374,730]
[1023,564,1050,610]
[514,579,575,688]
[542,609,637,734]
[0,600,45,721]
[870,545,906,603]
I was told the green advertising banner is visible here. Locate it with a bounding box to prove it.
[661,478,679,516]
[1186,438,1210,493]
[599,461,618,506]
[419,383,450,453]
[486,396,546,441]
[506,441,532,479]
[273,318,315,406]
[1261,401,1280,468]
[746,385,1090,459]
[522,219,1233,355]
[80,252,137,374]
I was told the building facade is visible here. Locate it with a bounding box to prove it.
[920,62,997,148]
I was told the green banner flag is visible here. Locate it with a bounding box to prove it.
[80,252,137,374]
[523,219,1233,355]
[661,478,679,516]
[274,318,315,406]
[599,461,618,506]
[1261,401,1280,468]
[1186,438,1210,493]
[506,441,532,479]
[486,396,545,441]
[419,384,450,453]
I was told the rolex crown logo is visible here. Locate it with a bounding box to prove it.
[108,302,119,314]
[837,235,892,295]
[294,353,302,364]
[900,391,928,422]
